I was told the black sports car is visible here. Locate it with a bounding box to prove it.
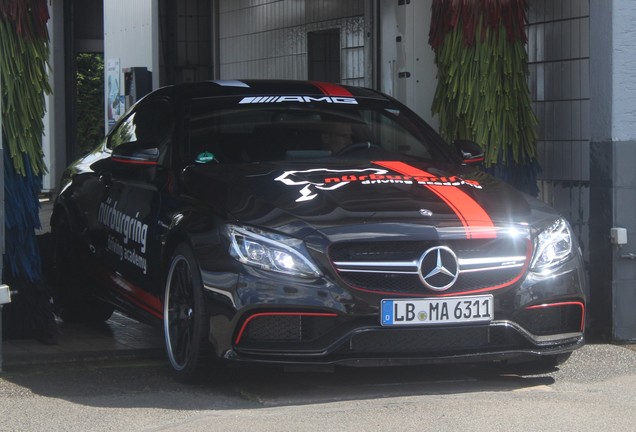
[52,80,586,381]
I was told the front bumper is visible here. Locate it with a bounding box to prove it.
[225,310,583,365]
[202,261,586,366]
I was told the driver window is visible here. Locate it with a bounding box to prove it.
[363,110,432,159]
[107,98,174,158]
[108,111,139,150]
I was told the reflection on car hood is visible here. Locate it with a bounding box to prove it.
[184,159,555,235]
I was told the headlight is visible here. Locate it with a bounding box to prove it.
[226,225,321,278]
[530,218,573,273]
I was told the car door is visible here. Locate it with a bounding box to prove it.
[96,93,176,318]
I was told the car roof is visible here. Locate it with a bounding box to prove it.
[154,80,390,101]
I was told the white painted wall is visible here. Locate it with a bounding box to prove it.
[104,0,159,125]
[379,0,438,130]
[612,0,636,141]
[43,0,67,193]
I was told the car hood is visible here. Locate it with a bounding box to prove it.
[184,159,557,237]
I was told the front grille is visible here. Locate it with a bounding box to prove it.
[330,237,529,295]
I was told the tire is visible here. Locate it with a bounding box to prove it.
[52,215,114,323]
[163,243,218,383]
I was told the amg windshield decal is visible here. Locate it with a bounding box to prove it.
[239,96,358,105]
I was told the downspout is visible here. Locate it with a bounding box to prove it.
[364,0,380,90]
[0,44,10,372]
[211,0,221,80]
[0,43,3,371]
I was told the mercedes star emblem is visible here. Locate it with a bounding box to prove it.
[418,246,459,291]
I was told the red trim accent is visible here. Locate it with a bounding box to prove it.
[109,272,163,319]
[372,161,496,239]
[310,81,353,97]
[526,301,586,332]
[234,312,338,345]
[112,157,158,166]
[465,157,485,164]
[91,264,163,319]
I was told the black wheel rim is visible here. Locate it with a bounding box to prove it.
[165,255,195,370]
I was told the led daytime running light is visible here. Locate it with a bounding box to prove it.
[227,225,321,278]
[531,218,573,272]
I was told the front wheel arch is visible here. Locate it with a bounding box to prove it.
[50,209,114,323]
[163,242,219,382]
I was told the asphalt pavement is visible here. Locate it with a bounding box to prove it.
[2,343,636,432]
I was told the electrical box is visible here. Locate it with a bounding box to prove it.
[123,67,152,109]
[0,284,10,305]
[611,227,628,245]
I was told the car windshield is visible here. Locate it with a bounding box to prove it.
[187,97,455,165]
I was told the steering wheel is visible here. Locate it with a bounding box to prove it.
[335,141,380,156]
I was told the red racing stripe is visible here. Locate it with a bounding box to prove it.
[373,160,496,239]
[310,81,353,97]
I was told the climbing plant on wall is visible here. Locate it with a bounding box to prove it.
[429,0,539,195]
[1,0,55,342]
[0,0,50,175]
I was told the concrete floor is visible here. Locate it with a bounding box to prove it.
[2,197,164,370]
[2,311,164,368]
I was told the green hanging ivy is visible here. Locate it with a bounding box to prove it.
[429,0,538,169]
[0,0,51,176]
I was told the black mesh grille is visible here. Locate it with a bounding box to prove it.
[338,326,531,355]
[340,268,524,294]
[516,304,583,335]
[244,316,302,342]
[330,241,430,262]
[239,315,341,345]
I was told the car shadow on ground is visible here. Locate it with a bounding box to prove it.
[1,356,557,411]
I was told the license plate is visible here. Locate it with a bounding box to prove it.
[381,295,494,326]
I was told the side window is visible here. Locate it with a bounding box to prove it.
[108,111,139,149]
[107,98,174,153]
[186,105,281,164]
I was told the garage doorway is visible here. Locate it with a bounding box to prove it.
[308,29,341,83]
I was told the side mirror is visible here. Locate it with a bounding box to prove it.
[111,141,160,166]
[454,139,484,165]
